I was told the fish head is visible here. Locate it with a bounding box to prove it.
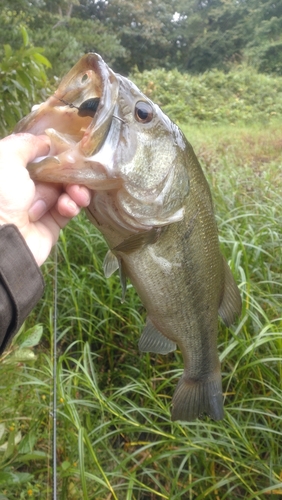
[15,53,190,231]
[100,75,190,229]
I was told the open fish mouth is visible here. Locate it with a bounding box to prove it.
[14,53,120,183]
[14,52,190,224]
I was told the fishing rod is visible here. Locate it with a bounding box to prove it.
[52,244,58,500]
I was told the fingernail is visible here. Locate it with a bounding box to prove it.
[78,185,91,205]
[68,199,80,215]
[28,199,47,221]
[68,200,77,210]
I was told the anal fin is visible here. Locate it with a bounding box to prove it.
[139,318,177,355]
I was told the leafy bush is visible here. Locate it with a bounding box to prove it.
[0,26,51,137]
[131,66,282,125]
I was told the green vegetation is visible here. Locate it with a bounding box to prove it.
[1,122,281,499]
[2,32,282,135]
[0,0,282,76]
[0,15,281,499]
[0,27,51,136]
[131,67,282,125]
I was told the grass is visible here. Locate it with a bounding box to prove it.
[0,120,281,499]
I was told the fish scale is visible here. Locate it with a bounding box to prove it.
[14,53,242,422]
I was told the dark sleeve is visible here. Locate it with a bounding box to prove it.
[0,224,45,354]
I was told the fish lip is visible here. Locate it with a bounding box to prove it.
[14,54,122,191]
[78,54,120,156]
[51,53,121,158]
[14,53,120,158]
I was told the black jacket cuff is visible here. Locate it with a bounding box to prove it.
[0,224,44,354]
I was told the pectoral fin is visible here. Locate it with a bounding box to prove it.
[218,258,242,327]
[103,250,119,278]
[103,250,127,301]
[139,318,177,354]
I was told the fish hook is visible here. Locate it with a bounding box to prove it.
[56,97,100,118]
[112,115,125,123]
[57,97,79,110]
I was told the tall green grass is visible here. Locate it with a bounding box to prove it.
[0,122,281,499]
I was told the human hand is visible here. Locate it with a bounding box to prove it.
[0,133,91,266]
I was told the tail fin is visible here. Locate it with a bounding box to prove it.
[171,370,224,422]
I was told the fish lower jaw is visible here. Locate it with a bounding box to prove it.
[91,192,155,238]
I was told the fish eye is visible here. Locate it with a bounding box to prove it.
[78,97,100,118]
[134,101,153,123]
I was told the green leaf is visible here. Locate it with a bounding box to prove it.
[3,349,36,363]
[15,70,32,94]
[61,460,71,471]
[3,430,21,459]
[17,431,37,454]
[32,52,52,68]
[0,471,18,484]
[20,26,29,47]
[3,45,12,59]
[16,451,48,462]
[16,325,43,349]
[0,470,33,485]
[0,424,5,441]
[10,78,28,95]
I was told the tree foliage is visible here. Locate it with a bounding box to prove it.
[170,0,282,74]
[0,26,51,137]
[30,13,127,77]
[0,0,282,76]
[102,0,177,72]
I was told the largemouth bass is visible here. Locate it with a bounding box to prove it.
[15,53,242,421]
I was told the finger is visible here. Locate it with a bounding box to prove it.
[65,184,91,207]
[29,183,91,222]
[0,133,51,167]
[56,193,81,219]
[28,183,63,222]
[38,204,79,246]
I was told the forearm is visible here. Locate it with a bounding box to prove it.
[0,225,44,354]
